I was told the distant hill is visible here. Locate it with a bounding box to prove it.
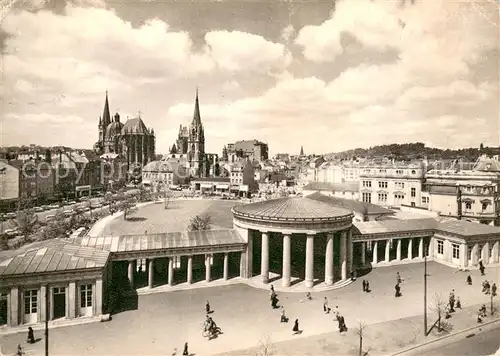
[324,142,500,161]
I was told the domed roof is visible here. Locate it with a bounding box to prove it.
[105,121,124,138]
[232,197,353,221]
[122,118,149,135]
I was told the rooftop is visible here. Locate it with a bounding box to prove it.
[303,181,359,192]
[232,197,353,220]
[436,219,500,237]
[353,218,438,235]
[78,229,245,252]
[306,192,393,216]
[0,239,110,277]
[193,177,231,183]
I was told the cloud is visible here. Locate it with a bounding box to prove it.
[281,24,295,43]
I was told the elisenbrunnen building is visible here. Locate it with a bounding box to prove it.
[1,195,500,329]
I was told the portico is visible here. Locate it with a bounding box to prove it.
[232,197,354,288]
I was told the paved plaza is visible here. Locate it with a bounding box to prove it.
[99,199,239,236]
[1,262,498,355]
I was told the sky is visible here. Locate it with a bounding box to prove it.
[1,0,499,156]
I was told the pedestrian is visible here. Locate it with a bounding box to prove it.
[396,272,402,284]
[395,283,401,297]
[362,279,367,292]
[323,297,330,314]
[280,306,288,323]
[306,292,312,300]
[467,274,472,285]
[333,305,340,318]
[292,319,300,334]
[339,315,348,333]
[271,294,279,309]
[206,301,211,314]
[27,327,35,344]
[456,296,461,309]
[479,260,485,275]
[16,344,23,356]
[183,342,189,356]
[492,283,497,297]
[449,290,455,312]
[486,281,491,295]
[270,284,275,294]
[350,270,355,281]
[365,281,370,293]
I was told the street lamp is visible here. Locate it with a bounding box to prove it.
[424,240,428,337]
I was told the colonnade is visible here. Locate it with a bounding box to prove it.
[361,236,429,265]
[259,229,352,288]
[126,252,235,289]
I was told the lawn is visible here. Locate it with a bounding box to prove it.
[99,199,241,236]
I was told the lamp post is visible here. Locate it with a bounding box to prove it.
[424,240,428,337]
[45,284,49,356]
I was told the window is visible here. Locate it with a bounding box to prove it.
[452,244,460,259]
[24,290,37,315]
[362,192,371,203]
[411,170,416,174]
[421,197,429,204]
[378,181,388,189]
[482,203,488,211]
[468,247,472,261]
[395,182,405,189]
[362,181,372,188]
[379,169,386,173]
[378,193,387,203]
[411,188,416,197]
[396,169,404,175]
[394,193,404,200]
[173,256,181,269]
[437,240,444,255]
[80,284,92,308]
[465,202,472,210]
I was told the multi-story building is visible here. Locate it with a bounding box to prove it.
[358,161,425,207]
[423,155,500,225]
[142,157,188,191]
[0,160,20,210]
[170,90,206,177]
[225,139,269,162]
[229,159,256,197]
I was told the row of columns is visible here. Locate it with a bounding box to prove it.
[368,236,427,265]
[127,253,231,289]
[260,230,352,288]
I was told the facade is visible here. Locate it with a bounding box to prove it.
[229,159,256,196]
[302,181,360,201]
[93,92,156,171]
[171,91,206,177]
[142,157,188,190]
[191,177,231,194]
[0,161,20,205]
[225,140,269,163]
[0,239,110,327]
[358,161,425,207]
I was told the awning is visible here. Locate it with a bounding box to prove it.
[200,183,214,189]
[239,185,249,192]
[230,186,240,191]
[216,184,229,189]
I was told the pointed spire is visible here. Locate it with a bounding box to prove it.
[99,116,102,126]
[192,87,201,125]
[300,145,304,156]
[102,91,111,128]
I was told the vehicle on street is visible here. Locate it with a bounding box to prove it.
[34,207,43,213]
[5,212,16,219]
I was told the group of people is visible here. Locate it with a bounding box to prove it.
[203,301,222,340]
[481,280,497,296]
[477,304,488,323]
[445,289,462,318]
[361,280,371,293]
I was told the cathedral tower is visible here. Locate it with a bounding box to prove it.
[188,89,206,177]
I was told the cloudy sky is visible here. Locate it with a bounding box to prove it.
[1,0,499,156]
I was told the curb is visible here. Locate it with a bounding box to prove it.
[390,317,500,355]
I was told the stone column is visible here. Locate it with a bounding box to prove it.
[9,287,19,327]
[407,238,413,260]
[305,234,315,287]
[95,279,103,316]
[261,232,269,284]
[385,240,391,263]
[340,231,347,280]
[396,239,402,261]
[40,285,47,322]
[68,282,76,319]
[360,241,366,266]
[205,254,212,282]
[347,229,353,275]
[187,256,193,284]
[148,259,154,288]
[223,252,229,280]
[372,241,378,264]
[418,238,424,258]
[471,244,479,265]
[492,242,499,264]
[127,260,135,289]
[325,232,334,285]
[460,244,467,268]
[482,243,490,264]
[282,234,291,287]
[168,257,174,286]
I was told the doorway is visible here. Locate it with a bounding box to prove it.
[23,289,38,324]
[79,284,93,317]
[0,292,7,325]
[53,287,66,319]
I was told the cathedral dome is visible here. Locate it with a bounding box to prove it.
[122,118,149,135]
[105,121,124,138]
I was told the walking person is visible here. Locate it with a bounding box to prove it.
[396,272,402,284]
[280,306,288,323]
[467,274,472,285]
[456,296,462,309]
[492,283,497,297]
[323,297,330,314]
[485,281,491,295]
[27,327,35,344]
[339,315,347,333]
[365,280,370,293]
[479,260,485,275]
[206,301,211,314]
[395,283,401,297]
[292,319,300,335]
[449,290,455,312]
[333,306,340,319]
[362,279,367,292]
[182,342,189,356]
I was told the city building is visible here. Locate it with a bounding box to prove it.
[142,156,188,190]
[2,196,500,330]
[191,177,231,194]
[229,159,256,197]
[170,90,206,177]
[0,160,20,210]
[423,155,500,225]
[225,140,269,163]
[93,92,156,172]
[358,161,425,207]
[302,182,360,200]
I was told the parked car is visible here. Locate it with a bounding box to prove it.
[5,212,16,219]
[34,207,44,213]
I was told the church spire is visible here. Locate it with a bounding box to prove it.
[300,145,304,156]
[102,90,111,128]
[192,87,201,126]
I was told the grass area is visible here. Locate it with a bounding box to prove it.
[100,199,241,236]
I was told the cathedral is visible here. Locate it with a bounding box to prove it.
[93,92,156,170]
[170,90,207,177]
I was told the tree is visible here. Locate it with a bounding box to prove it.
[429,293,453,334]
[356,321,368,356]
[116,192,136,220]
[188,214,212,231]
[162,186,172,210]
[14,208,38,238]
[42,210,70,240]
[253,336,276,356]
[45,149,52,163]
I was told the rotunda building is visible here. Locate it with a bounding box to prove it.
[232,197,354,288]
